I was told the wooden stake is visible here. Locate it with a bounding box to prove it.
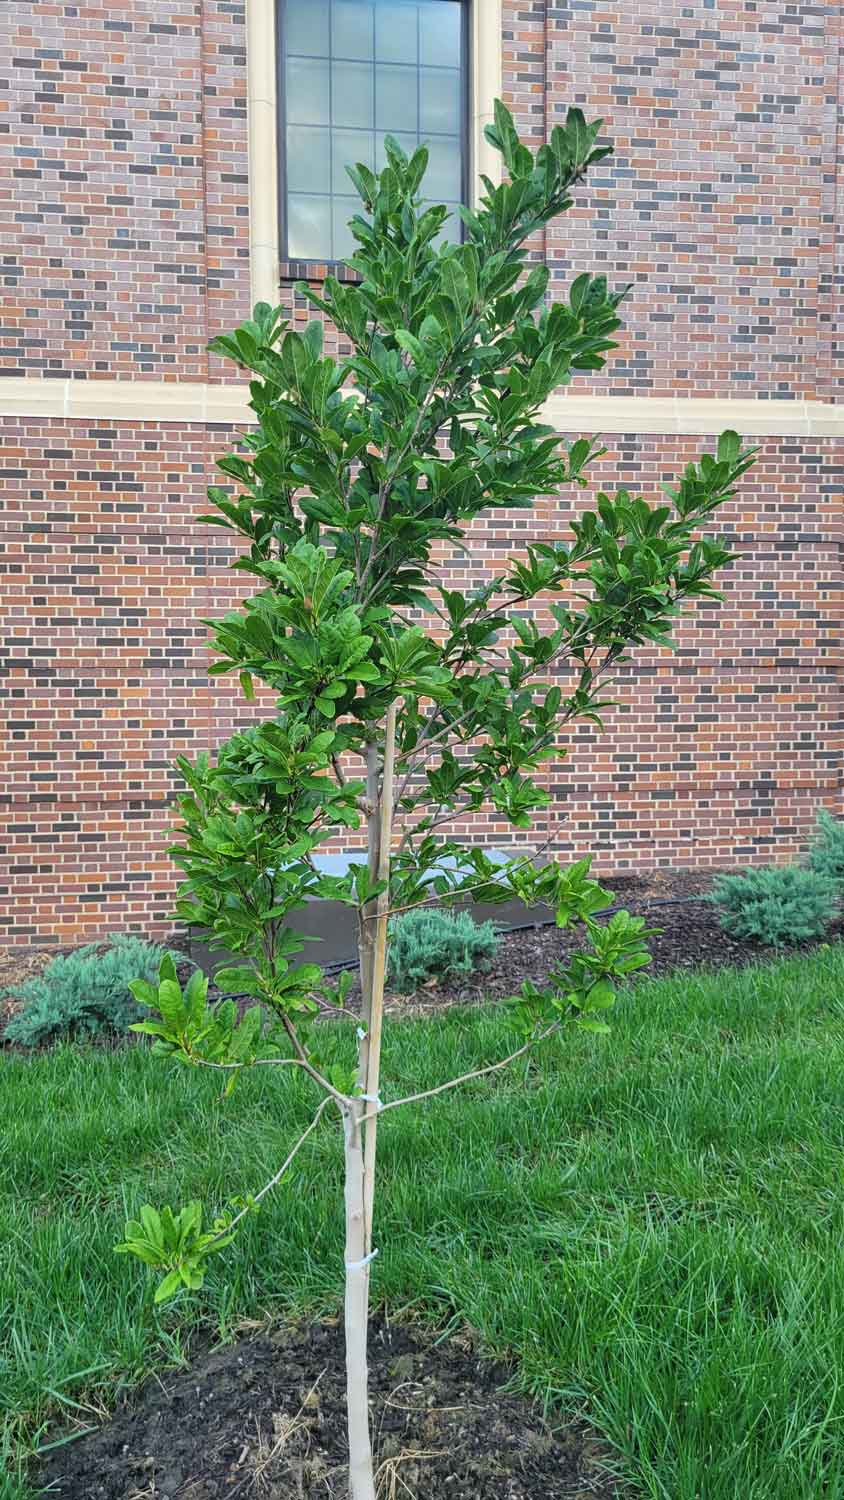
[356,740,381,1097]
[362,700,396,1254]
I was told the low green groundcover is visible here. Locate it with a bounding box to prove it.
[2,946,844,1500]
[4,936,172,1047]
[387,906,499,992]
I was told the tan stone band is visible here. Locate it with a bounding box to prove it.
[0,377,840,436]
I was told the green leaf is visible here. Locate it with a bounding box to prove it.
[157,979,187,1032]
[395,329,426,364]
[139,1205,163,1248]
[302,320,324,360]
[114,1239,162,1267]
[583,981,616,1011]
[128,978,159,1007]
[184,967,209,1023]
[159,953,178,984]
[128,1021,171,1038]
[154,1269,184,1304]
[214,966,264,997]
[276,963,323,992]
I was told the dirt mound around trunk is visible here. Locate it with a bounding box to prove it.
[38,1317,626,1499]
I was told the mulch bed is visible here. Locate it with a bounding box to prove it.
[37,1316,625,1500]
[0,946,51,1032]
[337,869,844,1016]
[3,869,842,1038]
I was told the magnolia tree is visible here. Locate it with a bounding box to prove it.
[117,103,753,1500]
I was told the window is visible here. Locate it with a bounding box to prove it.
[278,0,468,263]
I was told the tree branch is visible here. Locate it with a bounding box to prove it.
[188,1054,305,1075]
[359,1023,561,1127]
[186,1034,349,1107]
[364,815,565,925]
[202,1097,335,1253]
[394,580,684,783]
[280,1013,351,1104]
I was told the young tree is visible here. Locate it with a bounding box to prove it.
[117,102,754,1499]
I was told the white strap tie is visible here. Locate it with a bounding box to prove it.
[359,1092,384,1111]
[345,1247,379,1272]
[356,1025,367,1041]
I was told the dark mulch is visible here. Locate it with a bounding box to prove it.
[170,868,842,1022]
[0,947,52,1032]
[336,870,844,1016]
[4,869,843,1039]
[37,1317,624,1500]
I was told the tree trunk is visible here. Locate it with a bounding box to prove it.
[343,1099,377,1500]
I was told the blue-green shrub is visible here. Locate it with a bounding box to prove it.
[710,866,836,948]
[387,907,499,993]
[807,807,844,890]
[4,936,175,1047]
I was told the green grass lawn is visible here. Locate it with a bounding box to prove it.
[3,947,844,1499]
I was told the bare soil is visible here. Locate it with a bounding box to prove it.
[37,1316,626,1500]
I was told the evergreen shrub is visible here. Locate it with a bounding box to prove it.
[4,935,174,1047]
[710,867,836,948]
[387,908,499,992]
[807,808,844,890]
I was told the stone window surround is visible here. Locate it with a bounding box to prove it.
[249,0,502,300]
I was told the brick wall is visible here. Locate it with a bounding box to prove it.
[0,0,842,943]
[507,0,844,399]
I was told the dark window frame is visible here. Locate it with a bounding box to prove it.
[275,0,471,268]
